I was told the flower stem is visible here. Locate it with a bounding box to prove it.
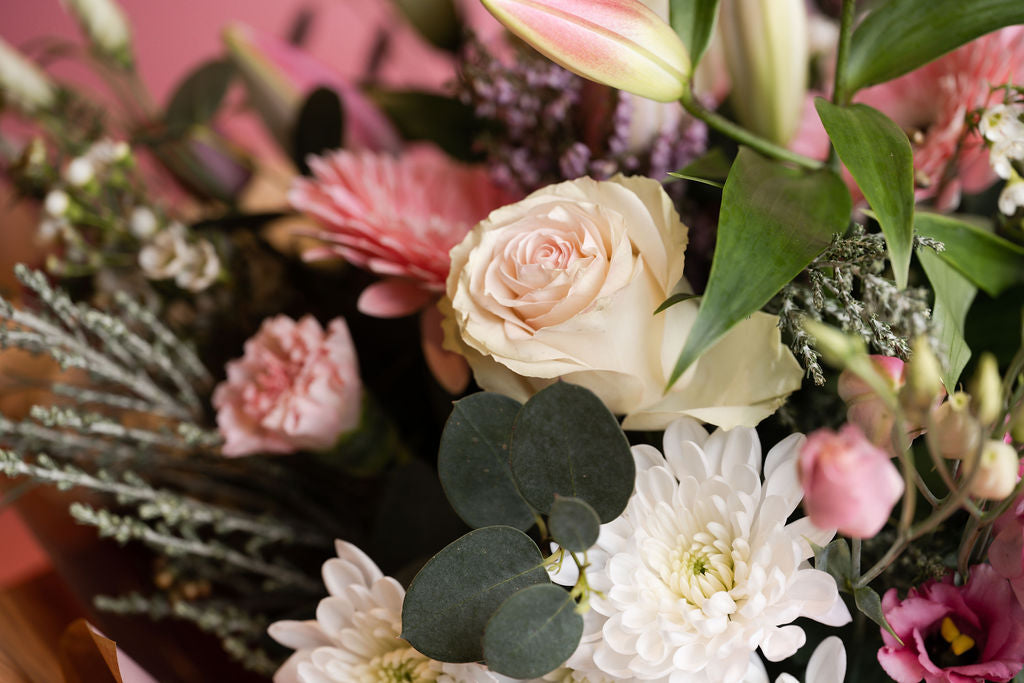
[832,0,857,107]
[678,90,823,171]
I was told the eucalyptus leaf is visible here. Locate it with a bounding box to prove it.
[813,538,852,590]
[815,99,914,289]
[844,0,1024,94]
[401,526,549,662]
[669,147,850,385]
[669,0,721,67]
[667,147,731,189]
[165,59,235,132]
[548,496,600,553]
[367,88,480,161]
[483,584,583,679]
[438,393,535,531]
[510,383,634,522]
[291,87,344,174]
[854,585,902,644]
[919,249,976,391]
[915,212,1024,297]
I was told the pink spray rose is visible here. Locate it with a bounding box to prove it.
[290,145,517,318]
[837,354,907,449]
[798,423,904,538]
[792,26,1024,210]
[878,564,1024,683]
[213,315,362,457]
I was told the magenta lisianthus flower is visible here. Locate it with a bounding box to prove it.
[798,423,904,538]
[213,315,362,457]
[290,145,517,318]
[793,26,1024,210]
[878,564,1024,683]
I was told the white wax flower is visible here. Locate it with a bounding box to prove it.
[61,0,131,58]
[129,207,158,239]
[174,239,221,293]
[989,137,1024,180]
[44,190,70,217]
[998,174,1024,215]
[0,37,56,113]
[269,540,499,683]
[65,157,95,187]
[551,418,850,683]
[979,103,1024,144]
[138,223,192,281]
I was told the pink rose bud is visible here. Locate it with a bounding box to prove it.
[837,355,905,448]
[799,424,905,538]
[970,440,1020,501]
[480,0,691,102]
[213,315,363,457]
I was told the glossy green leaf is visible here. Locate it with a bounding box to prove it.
[367,88,481,161]
[669,0,721,67]
[392,0,461,52]
[854,585,902,644]
[844,0,1024,94]
[919,249,976,391]
[401,526,549,662]
[915,212,1024,297]
[291,87,344,174]
[669,147,851,385]
[813,538,852,591]
[510,383,634,523]
[815,99,914,289]
[165,59,235,132]
[438,393,534,531]
[483,584,583,679]
[548,496,600,552]
[667,147,731,188]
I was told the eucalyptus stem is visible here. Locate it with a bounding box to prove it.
[678,90,823,171]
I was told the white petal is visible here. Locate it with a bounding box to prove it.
[760,625,806,661]
[805,636,847,683]
[333,540,384,585]
[268,620,330,650]
[784,517,836,560]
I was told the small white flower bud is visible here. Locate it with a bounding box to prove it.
[44,190,70,217]
[60,0,132,63]
[65,157,95,187]
[969,353,1003,425]
[998,174,1024,216]
[928,393,982,461]
[969,440,1020,500]
[901,336,945,417]
[129,206,158,239]
[0,37,56,113]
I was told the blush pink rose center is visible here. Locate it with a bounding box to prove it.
[213,315,362,457]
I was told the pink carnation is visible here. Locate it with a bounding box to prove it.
[878,564,1024,683]
[290,146,516,318]
[793,27,1024,209]
[213,315,362,457]
[798,423,904,538]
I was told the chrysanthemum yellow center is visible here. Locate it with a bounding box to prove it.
[354,646,440,683]
[666,537,735,604]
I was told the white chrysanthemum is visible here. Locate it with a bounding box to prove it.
[269,540,498,683]
[553,418,850,683]
[743,636,846,683]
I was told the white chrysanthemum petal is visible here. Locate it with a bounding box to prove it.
[633,443,667,471]
[333,540,385,584]
[805,636,846,683]
[760,625,806,661]
[269,620,332,650]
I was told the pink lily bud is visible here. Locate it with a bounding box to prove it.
[837,355,906,448]
[480,0,691,103]
[222,23,400,154]
[799,423,905,538]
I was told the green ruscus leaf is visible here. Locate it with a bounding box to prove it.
[844,0,1024,95]
[919,249,976,391]
[510,383,634,523]
[669,0,721,67]
[815,99,914,289]
[854,585,902,644]
[165,59,236,133]
[401,526,549,662]
[915,212,1024,297]
[438,393,534,530]
[669,147,851,385]
[483,584,583,679]
[548,496,600,552]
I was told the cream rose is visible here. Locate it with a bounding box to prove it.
[443,175,803,430]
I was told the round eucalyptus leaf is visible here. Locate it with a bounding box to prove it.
[401,526,549,662]
[548,496,600,552]
[439,393,534,530]
[483,584,583,679]
[510,382,634,522]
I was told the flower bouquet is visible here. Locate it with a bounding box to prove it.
[2,0,1024,681]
